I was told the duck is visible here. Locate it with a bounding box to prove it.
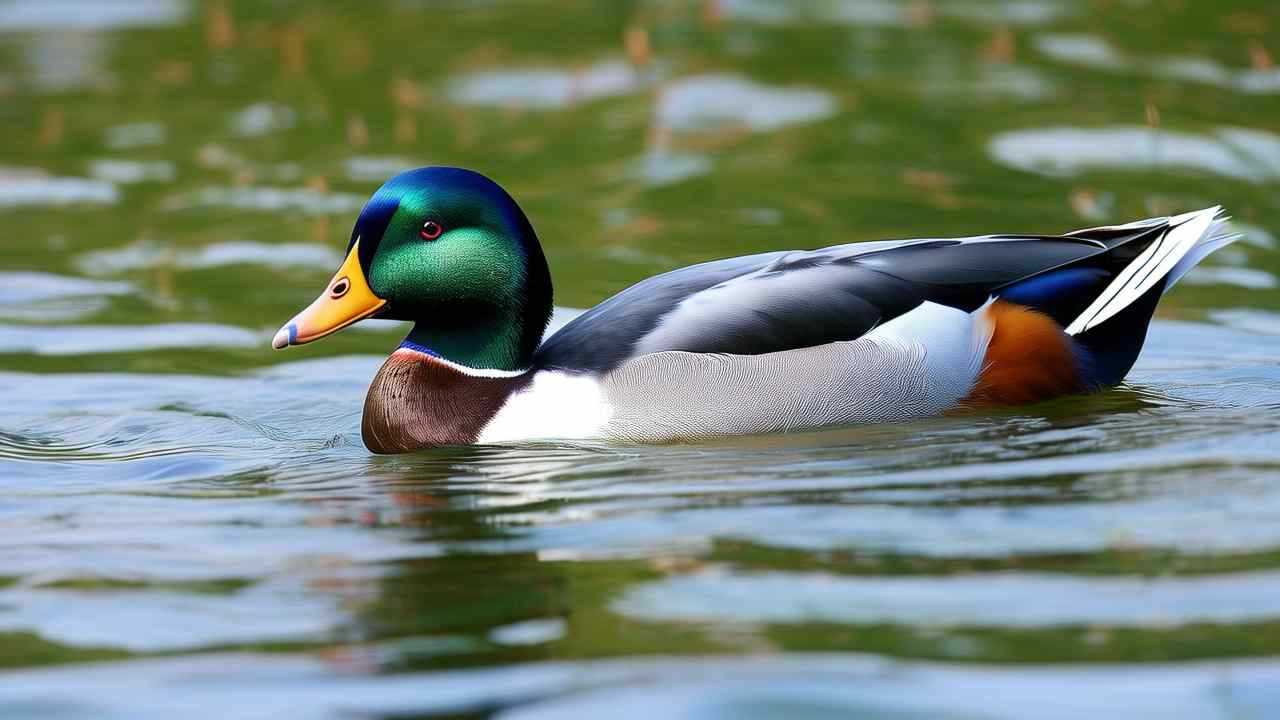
[272,166,1237,453]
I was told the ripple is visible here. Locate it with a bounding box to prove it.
[922,65,1055,101]
[1156,57,1280,94]
[103,122,165,150]
[626,150,713,186]
[1212,309,1280,336]
[230,102,297,138]
[489,618,568,647]
[0,272,132,322]
[77,241,342,274]
[474,479,1280,559]
[345,156,420,183]
[1035,34,1280,95]
[448,59,647,109]
[658,74,836,133]
[1180,266,1278,290]
[723,0,1071,26]
[0,0,187,32]
[87,159,175,184]
[0,580,343,651]
[0,653,1274,720]
[988,126,1280,182]
[163,186,366,215]
[1034,34,1125,69]
[0,323,259,355]
[615,569,1280,628]
[0,167,118,207]
[0,272,131,305]
[20,28,110,91]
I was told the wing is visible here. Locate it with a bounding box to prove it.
[535,226,1157,374]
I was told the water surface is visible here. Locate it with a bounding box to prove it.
[2,0,1280,717]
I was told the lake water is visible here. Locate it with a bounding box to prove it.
[2,0,1280,717]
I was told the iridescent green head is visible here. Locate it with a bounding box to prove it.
[272,167,553,371]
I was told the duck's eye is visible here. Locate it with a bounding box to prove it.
[420,220,444,241]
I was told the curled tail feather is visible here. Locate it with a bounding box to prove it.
[1064,207,1237,336]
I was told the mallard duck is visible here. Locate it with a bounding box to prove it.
[272,167,1236,453]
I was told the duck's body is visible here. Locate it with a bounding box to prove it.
[273,167,1236,453]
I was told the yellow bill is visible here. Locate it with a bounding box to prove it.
[272,239,386,349]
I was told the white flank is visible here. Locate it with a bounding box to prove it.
[476,370,612,444]
[1065,207,1236,335]
[864,299,995,404]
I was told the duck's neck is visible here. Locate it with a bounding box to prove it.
[362,348,533,453]
[402,311,534,372]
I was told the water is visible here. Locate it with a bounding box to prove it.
[2,0,1279,716]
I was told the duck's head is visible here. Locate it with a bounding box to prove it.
[272,167,552,371]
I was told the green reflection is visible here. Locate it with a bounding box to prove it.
[1,0,1279,693]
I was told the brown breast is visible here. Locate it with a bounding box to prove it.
[361,350,532,453]
[963,300,1085,407]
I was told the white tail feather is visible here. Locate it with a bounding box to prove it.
[1165,211,1240,289]
[1064,207,1238,336]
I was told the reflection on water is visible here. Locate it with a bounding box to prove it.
[722,0,1071,27]
[87,159,176,184]
[229,102,296,138]
[0,169,118,207]
[1035,32,1280,95]
[988,126,1280,182]
[657,74,836,132]
[1034,33,1124,69]
[449,59,649,109]
[0,272,132,322]
[0,0,187,31]
[1,652,1277,720]
[2,0,1280,717]
[617,569,1280,627]
[164,185,367,214]
[102,122,166,150]
[0,322,260,354]
[78,240,341,273]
